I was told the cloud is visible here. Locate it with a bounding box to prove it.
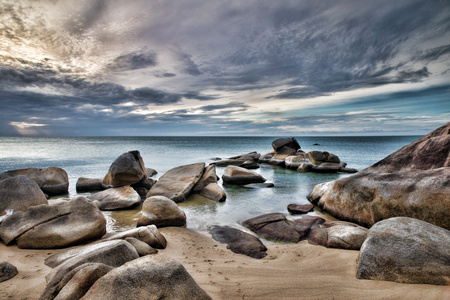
[106,50,158,71]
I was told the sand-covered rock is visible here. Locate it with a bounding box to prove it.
[211,226,267,259]
[103,150,147,187]
[357,217,450,285]
[222,165,266,185]
[88,186,141,211]
[137,196,186,228]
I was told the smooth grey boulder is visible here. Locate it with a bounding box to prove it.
[197,183,226,202]
[307,221,368,250]
[101,225,167,249]
[88,186,141,211]
[82,255,212,300]
[0,261,18,283]
[192,165,226,202]
[242,213,300,243]
[146,162,205,203]
[0,197,106,248]
[357,217,450,285]
[192,165,218,193]
[0,175,48,217]
[137,196,186,228]
[211,226,267,259]
[124,237,158,256]
[76,177,106,193]
[222,165,266,185]
[103,150,147,187]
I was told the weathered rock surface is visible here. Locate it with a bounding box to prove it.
[4,167,69,196]
[192,165,218,193]
[0,197,106,248]
[213,152,261,168]
[211,226,267,259]
[287,203,314,214]
[40,263,113,300]
[101,225,167,249]
[146,162,205,203]
[124,237,158,256]
[76,177,105,193]
[0,175,48,217]
[284,154,310,169]
[197,183,227,202]
[137,196,186,228]
[308,123,450,230]
[292,215,326,237]
[88,186,141,211]
[82,255,212,300]
[243,213,300,243]
[307,221,368,250]
[0,261,18,283]
[357,217,450,285]
[192,165,226,202]
[222,166,266,185]
[103,150,147,187]
[271,137,300,153]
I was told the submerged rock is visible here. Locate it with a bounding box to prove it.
[103,150,147,187]
[211,226,267,259]
[88,186,141,211]
[222,166,266,185]
[137,196,186,228]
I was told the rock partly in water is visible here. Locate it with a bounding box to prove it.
[0,175,48,217]
[101,225,167,249]
[242,213,300,243]
[197,183,226,202]
[287,203,314,214]
[124,237,158,256]
[4,167,69,196]
[137,196,186,228]
[211,226,267,259]
[0,261,18,283]
[284,154,310,169]
[76,177,106,193]
[222,166,266,185]
[88,186,141,211]
[308,123,450,230]
[307,221,368,250]
[103,150,147,187]
[192,165,226,202]
[357,217,450,285]
[271,137,301,153]
[0,197,106,248]
[146,162,205,203]
[82,255,212,300]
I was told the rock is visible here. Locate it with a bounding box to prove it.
[137,196,186,228]
[213,159,247,167]
[285,154,310,169]
[357,217,450,285]
[131,177,157,198]
[41,263,113,300]
[145,168,158,177]
[82,255,212,300]
[242,182,275,189]
[269,146,298,166]
[0,261,18,283]
[192,165,226,202]
[222,166,266,185]
[240,160,260,169]
[292,215,326,237]
[307,221,368,250]
[103,150,147,187]
[198,183,226,202]
[242,213,301,243]
[45,240,139,290]
[192,165,218,193]
[88,186,141,211]
[287,203,314,214]
[271,137,300,153]
[0,175,48,217]
[258,152,274,163]
[0,197,106,248]
[211,226,267,259]
[101,225,167,249]
[146,162,205,203]
[308,123,450,229]
[213,152,260,168]
[124,237,158,256]
[76,177,106,193]
[229,152,261,161]
[4,167,69,196]
[308,151,340,165]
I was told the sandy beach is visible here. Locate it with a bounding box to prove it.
[1,227,448,300]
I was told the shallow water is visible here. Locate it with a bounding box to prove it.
[0,136,419,234]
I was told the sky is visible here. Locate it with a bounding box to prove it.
[0,0,449,136]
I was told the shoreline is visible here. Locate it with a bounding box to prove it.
[1,227,448,300]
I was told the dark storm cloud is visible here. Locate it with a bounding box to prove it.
[131,87,181,104]
[106,50,158,71]
[182,91,219,101]
[176,51,202,76]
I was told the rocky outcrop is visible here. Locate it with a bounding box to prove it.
[242,213,300,243]
[76,177,106,193]
[192,165,226,202]
[0,261,18,283]
[307,221,368,250]
[101,225,167,249]
[269,137,301,166]
[357,217,450,285]
[211,226,267,259]
[213,152,261,168]
[4,167,69,196]
[82,255,212,300]
[137,196,186,228]
[308,123,450,230]
[284,153,310,169]
[0,175,48,216]
[103,150,147,187]
[88,186,141,211]
[222,166,266,185]
[146,162,205,203]
[0,197,106,248]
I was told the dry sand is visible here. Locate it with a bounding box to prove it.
[1,227,449,300]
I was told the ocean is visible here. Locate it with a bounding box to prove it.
[0,136,420,235]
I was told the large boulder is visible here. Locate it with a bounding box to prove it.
[0,197,106,248]
[211,226,267,259]
[357,217,450,285]
[4,167,69,196]
[242,213,301,243]
[222,166,266,185]
[0,175,48,216]
[0,261,18,283]
[271,137,300,153]
[101,225,167,249]
[192,165,226,202]
[137,196,186,228]
[82,255,212,300]
[103,150,147,187]
[88,186,141,211]
[308,123,450,230]
[146,163,205,203]
[197,183,226,202]
[307,221,368,250]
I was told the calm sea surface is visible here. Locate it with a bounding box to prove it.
[0,136,419,236]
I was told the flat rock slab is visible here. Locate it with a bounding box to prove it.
[0,261,18,283]
[222,166,266,185]
[242,213,300,243]
[146,163,205,203]
[357,217,450,285]
[211,226,267,259]
[287,203,314,214]
[88,186,141,211]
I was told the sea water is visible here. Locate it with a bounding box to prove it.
[0,136,419,234]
